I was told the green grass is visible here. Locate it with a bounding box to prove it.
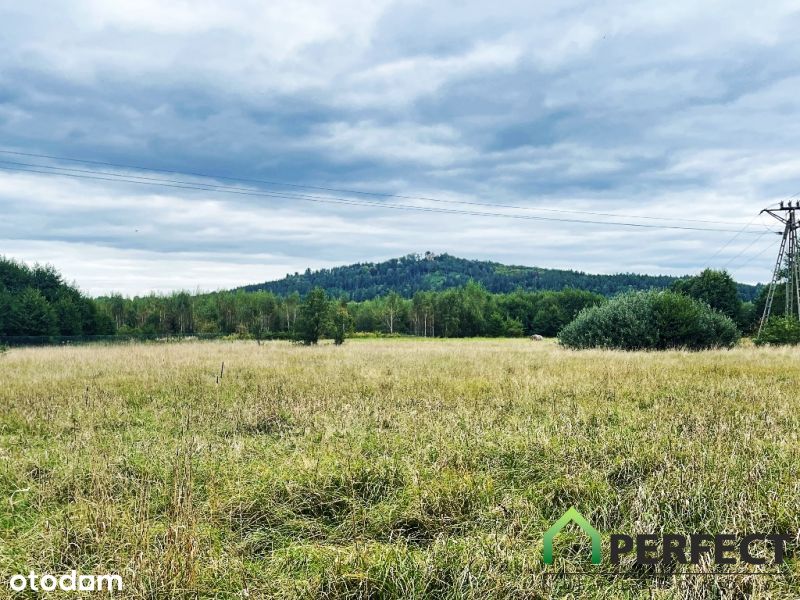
[1,339,799,598]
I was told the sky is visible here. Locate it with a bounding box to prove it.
[1,0,799,296]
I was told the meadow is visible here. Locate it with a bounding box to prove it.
[1,338,799,598]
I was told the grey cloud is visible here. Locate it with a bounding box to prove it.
[1,0,799,293]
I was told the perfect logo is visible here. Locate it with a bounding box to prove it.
[543,508,794,567]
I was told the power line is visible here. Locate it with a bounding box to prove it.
[0,148,759,227]
[0,161,768,235]
[722,230,774,269]
[3,157,767,231]
[709,211,766,264]
[735,236,781,271]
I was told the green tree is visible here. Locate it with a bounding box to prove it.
[753,283,789,326]
[458,280,489,336]
[672,269,741,321]
[54,295,83,335]
[411,291,436,336]
[503,316,524,337]
[531,296,566,337]
[29,264,64,302]
[0,258,114,338]
[9,287,58,336]
[737,301,757,333]
[0,287,9,334]
[92,309,116,335]
[285,291,301,332]
[383,291,403,334]
[108,293,126,330]
[296,287,332,345]
[353,299,382,332]
[436,289,461,337]
[171,291,194,334]
[332,299,354,345]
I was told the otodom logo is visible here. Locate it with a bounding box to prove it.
[7,571,123,593]
[543,508,794,568]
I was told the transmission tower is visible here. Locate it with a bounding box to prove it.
[758,201,800,334]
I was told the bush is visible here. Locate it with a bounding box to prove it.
[558,290,740,350]
[754,317,800,346]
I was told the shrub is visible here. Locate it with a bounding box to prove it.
[754,317,800,346]
[558,290,740,350]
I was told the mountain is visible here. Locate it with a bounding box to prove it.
[242,253,763,302]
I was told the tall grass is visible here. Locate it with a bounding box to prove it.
[0,339,798,598]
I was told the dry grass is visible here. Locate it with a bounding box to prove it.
[1,338,799,598]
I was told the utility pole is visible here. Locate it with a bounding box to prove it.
[758,201,800,335]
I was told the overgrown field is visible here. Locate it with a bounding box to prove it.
[1,339,799,598]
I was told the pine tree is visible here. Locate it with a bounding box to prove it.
[9,287,58,336]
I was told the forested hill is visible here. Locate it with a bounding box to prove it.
[242,253,762,302]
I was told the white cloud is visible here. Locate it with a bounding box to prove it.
[309,121,477,167]
[2,0,799,293]
[0,239,344,296]
[341,39,523,107]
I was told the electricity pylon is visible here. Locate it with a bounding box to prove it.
[758,201,800,335]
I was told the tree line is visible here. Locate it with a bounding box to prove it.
[0,257,114,337]
[94,269,766,342]
[0,256,777,344]
[93,282,606,341]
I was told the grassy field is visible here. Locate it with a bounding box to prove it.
[1,338,799,598]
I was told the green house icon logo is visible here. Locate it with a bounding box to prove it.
[543,508,602,565]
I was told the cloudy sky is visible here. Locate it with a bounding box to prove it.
[1,0,799,296]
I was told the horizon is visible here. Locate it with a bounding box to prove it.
[3,251,764,300]
[3,2,798,294]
